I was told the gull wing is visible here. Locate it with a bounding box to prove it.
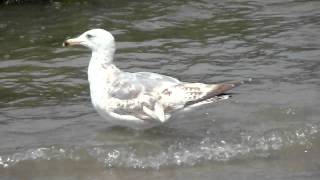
[108,71,180,122]
[109,71,180,100]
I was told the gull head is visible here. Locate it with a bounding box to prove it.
[63,29,115,52]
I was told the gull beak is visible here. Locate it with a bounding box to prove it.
[62,38,83,47]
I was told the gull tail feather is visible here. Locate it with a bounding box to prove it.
[184,80,247,107]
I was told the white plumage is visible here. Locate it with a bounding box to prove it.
[63,29,242,129]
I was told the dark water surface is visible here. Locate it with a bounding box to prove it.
[1,0,320,179]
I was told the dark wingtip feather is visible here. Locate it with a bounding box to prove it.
[184,78,251,107]
[212,84,235,96]
[211,78,252,96]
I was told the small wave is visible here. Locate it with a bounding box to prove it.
[1,123,318,169]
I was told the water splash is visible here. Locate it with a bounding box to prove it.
[0,123,319,169]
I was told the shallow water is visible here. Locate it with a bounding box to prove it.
[1,0,320,179]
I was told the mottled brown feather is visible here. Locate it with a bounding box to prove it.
[184,81,243,107]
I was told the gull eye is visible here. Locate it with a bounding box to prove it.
[86,34,94,39]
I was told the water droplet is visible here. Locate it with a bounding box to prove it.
[59,148,65,153]
[52,2,61,9]
[286,108,296,115]
[0,23,7,29]
[3,54,10,59]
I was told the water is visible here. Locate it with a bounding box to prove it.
[1,0,320,179]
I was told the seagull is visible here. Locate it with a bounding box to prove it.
[63,29,243,129]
